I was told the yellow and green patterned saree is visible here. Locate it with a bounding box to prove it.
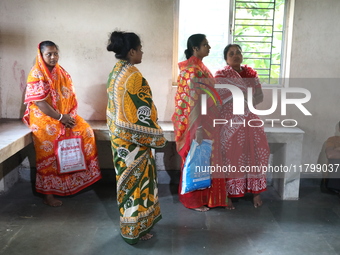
[106,60,167,244]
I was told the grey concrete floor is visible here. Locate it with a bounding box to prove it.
[0,177,339,255]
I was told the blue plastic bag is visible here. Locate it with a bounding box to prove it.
[180,139,212,194]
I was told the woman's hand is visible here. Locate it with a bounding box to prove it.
[195,127,204,144]
[35,101,76,128]
[242,91,248,109]
[60,114,76,128]
[253,88,264,106]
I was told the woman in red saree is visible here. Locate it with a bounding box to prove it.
[215,44,270,209]
[172,34,228,212]
[23,41,102,207]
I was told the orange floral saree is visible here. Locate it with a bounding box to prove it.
[23,45,101,196]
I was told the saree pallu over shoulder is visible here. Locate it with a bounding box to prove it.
[172,56,228,208]
[107,60,167,149]
[214,65,261,104]
[214,65,269,197]
[23,47,77,127]
[172,56,217,153]
[107,60,165,244]
[22,45,101,196]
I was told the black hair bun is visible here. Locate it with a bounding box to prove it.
[107,31,124,53]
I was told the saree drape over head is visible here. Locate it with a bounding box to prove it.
[22,45,101,196]
[107,60,167,244]
[172,56,228,209]
[215,65,270,197]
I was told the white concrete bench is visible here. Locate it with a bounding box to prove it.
[264,125,304,200]
[87,120,305,200]
[0,119,33,193]
[0,119,304,200]
[0,119,32,164]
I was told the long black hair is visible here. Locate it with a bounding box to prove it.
[184,34,206,59]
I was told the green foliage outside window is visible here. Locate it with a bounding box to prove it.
[233,0,286,84]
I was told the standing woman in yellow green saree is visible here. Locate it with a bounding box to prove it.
[106,31,167,244]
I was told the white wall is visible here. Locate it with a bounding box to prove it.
[0,0,174,120]
[286,0,340,166]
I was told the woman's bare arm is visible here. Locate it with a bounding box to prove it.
[35,101,76,128]
[253,87,264,106]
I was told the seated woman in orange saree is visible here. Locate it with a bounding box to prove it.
[172,34,228,212]
[106,31,167,244]
[215,44,270,209]
[23,41,102,207]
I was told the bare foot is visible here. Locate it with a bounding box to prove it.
[193,206,210,212]
[225,198,235,210]
[140,233,153,241]
[253,194,263,208]
[43,194,63,207]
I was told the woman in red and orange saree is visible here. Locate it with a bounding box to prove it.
[23,41,101,207]
[172,34,228,212]
[215,44,270,209]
